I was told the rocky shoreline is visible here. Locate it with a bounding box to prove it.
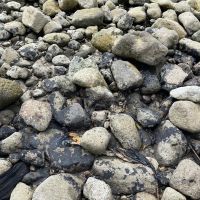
[1,0,200,199]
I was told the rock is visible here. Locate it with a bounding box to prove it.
[0,110,15,127]
[19,43,39,61]
[46,135,94,171]
[162,9,177,21]
[169,100,200,133]
[72,8,104,27]
[129,0,148,6]
[32,174,83,200]
[58,0,78,11]
[54,103,89,129]
[43,33,70,46]
[112,31,168,66]
[80,127,111,154]
[0,159,12,175]
[6,1,21,10]
[43,21,62,34]
[161,64,188,91]
[43,0,61,16]
[111,8,127,23]
[72,68,107,88]
[4,21,26,36]
[10,182,33,200]
[152,27,179,48]
[117,13,133,30]
[128,7,146,23]
[178,12,200,35]
[52,55,70,66]
[91,28,121,52]
[0,132,22,154]
[161,187,186,200]
[92,157,157,195]
[78,0,98,8]
[111,60,143,90]
[109,114,141,149]
[19,100,52,131]
[135,192,157,200]
[169,159,200,199]
[179,38,200,58]
[1,47,19,64]
[7,66,30,79]
[0,78,23,110]
[83,177,113,200]
[192,30,200,42]
[145,3,161,19]
[152,18,187,39]
[154,120,187,166]
[170,86,200,102]
[22,6,49,33]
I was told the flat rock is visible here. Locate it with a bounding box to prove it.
[112,31,168,66]
[170,86,200,102]
[19,100,52,131]
[0,78,23,110]
[169,100,200,133]
[92,157,157,195]
[169,159,200,199]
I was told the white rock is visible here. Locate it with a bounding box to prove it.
[161,187,186,200]
[4,21,26,36]
[0,159,12,175]
[128,7,146,23]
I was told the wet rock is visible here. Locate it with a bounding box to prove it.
[161,187,186,200]
[83,177,113,200]
[4,21,26,36]
[19,100,52,131]
[46,135,94,171]
[32,173,83,200]
[111,60,143,90]
[170,86,200,103]
[72,8,104,27]
[109,114,141,149]
[170,159,200,199]
[0,78,23,110]
[112,31,168,66]
[22,6,49,33]
[10,182,33,200]
[169,100,200,133]
[80,127,111,154]
[0,159,12,175]
[154,120,187,166]
[58,0,78,11]
[92,157,157,195]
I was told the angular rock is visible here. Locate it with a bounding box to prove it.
[112,31,168,66]
[4,21,26,36]
[80,127,111,154]
[111,60,143,90]
[0,78,23,110]
[152,18,187,39]
[43,33,70,46]
[32,174,83,200]
[169,100,200,133]
[170,86,200,103]
[58,0,78,11]
[43,0,61,16]
[19,100,52,131]
[109,114,141,149]
[169,159,200,199]
[72,8,104,27]
[161,187,186,200]
[93,157,157,195]
[192,30,200,42]
[19,43,39,61]
[22,6,49,33]
[83,177,113,200]
[43,21,62,34]
[154,120,187,166]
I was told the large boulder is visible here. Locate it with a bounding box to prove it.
[112,31,168,66]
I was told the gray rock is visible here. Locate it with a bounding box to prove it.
[6,66,30,79]
[83,177,113,200]
[178,12,200,35]
[0,78,23,110]
[135,192,157,200]
[128,7,146,23]
[43,21,62,34]
[112,31,168,66]
[43,0,61,16]
[81,127,111,154]
[162,9,178,21]
[170,86,200,102]
[0,29,11,40]
[92,157,157,195]
[32,174,83,200]
[22,6,49,33]
[10,182,33,200]
[52,55,70,66]
[111,60,143,90]
[192,30,200,42]
[0,159,12,175]
[72,8,104,27]
[4,21,26,36]
[2,47,19,64]
[6,1,21,10]
[91,110,109,126]
[154,120,187,166]
[78,0,98,8]
[43,33,70,46]
[117,13,133,30]
[58,0,78,11]
[19,43,39,61]
[19,100,52,131]
[109,114,141,149]
[145,3,161,19]
[179,38,200,58]
[161,187,186,200]
[169,100,200,133]
[170,159,200,199]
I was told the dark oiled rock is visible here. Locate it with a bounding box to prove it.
[46,135,94,172]
[0,162,29,200]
